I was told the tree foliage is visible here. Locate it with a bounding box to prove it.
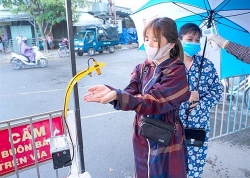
[1,0,87,39]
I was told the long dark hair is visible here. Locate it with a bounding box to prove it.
[143,17,184,61]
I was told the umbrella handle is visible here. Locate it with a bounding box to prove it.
[196,38,207,90]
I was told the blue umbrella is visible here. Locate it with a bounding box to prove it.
[131,0,250,79]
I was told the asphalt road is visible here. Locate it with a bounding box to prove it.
[0,48,145,178]
[0,48,145,120]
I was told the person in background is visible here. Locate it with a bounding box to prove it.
[0,36,3,52]
[38,37,44,50]
[3,35,9,53]
[61,37,68,46]
[16,33,22,52]
[178,23,223,178]
[21,37,35,63]
[47,35,54,49]
[83,17,191,177]
[208,35,250,64]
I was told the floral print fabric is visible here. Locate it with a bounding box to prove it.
[179,55,223,178]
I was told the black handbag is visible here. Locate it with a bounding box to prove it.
[184,128,206,147]
[140,117,175,146]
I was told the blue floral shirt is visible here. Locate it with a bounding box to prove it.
[179,55,223,131]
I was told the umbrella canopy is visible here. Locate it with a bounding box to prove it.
[131,0,250,79]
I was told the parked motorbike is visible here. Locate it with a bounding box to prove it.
[58,42,69,58]
[10,46,48,70]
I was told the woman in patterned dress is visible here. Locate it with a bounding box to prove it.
[83,17,191,177]
[178,23,223,178]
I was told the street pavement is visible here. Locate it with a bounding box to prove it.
[1,46,250,178]
[203,128,250,178]
[0,43,140,63]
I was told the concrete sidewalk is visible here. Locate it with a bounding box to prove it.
[203,128,250,177]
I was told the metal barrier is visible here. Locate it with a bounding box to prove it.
[210,75,250,139]
[0,110,64,178]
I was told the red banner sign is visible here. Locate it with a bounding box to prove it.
[0,116,64,176]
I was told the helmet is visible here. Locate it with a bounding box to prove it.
[22,37,28,43]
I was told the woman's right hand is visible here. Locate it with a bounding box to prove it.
[83,85,112,103]
[188,91,199,110]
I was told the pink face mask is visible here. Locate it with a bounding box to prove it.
[145,43,171,61]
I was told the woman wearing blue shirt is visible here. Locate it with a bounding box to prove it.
[178,23,223,178]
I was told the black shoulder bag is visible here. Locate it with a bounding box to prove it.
[184,52,206,147]
[140,116,176,146]
[138,64,176,146]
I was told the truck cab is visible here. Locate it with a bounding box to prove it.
[74,26,119,56]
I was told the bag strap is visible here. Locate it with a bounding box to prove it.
[140,63,147,80]
[139,64,148,94]
[140,64,179,125]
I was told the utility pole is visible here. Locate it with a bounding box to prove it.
[64,0,85,174]
[108,0,116,25]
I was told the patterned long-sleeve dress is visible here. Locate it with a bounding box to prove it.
[179,55,223,178]
[109,57,191,178]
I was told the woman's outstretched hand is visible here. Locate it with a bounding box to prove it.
[99,90,118,104]
[83,85,117,104]
[83,85,111,102]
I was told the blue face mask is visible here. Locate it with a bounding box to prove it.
[182,41,201,57]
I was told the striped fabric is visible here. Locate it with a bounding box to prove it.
[227,42,250,64]
[110,57,191,178]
